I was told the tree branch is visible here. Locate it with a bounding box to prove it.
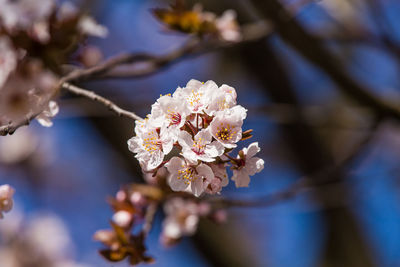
[0,20,272,136]
[214,116,380,209]
[250,0,400,123]
[61,82,143,121]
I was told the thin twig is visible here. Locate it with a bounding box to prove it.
[142,203,158,236]
[0,21,271,136]
[213,118,381,208]
[62,82,143,121]
[250,0,400,123]
[78,21,273,80]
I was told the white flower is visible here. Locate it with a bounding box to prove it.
[232,142,264,187]
[209,106,247,148]
[0,127,38,164]
[205,84,237,116]
[26,215,72,260]
[0,0,55,33]
[174,79,216,113]
[128,118,173,171]
[31,21,50,43]
[161,198,201,241]
[151,94,190,136]
[0,184,15,218]
[0,37,17,88]
[165,157,214,197]
[78,16,108,38]
[215,10,242,42]
[36,100,59,127]
[179,129,224,164]
[205,163,229,194]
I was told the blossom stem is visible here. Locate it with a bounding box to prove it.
[223,153,237,162]
[142,203,158,236]
[186,121,197,136]
[196,113,199,131]
[62,83,143,121]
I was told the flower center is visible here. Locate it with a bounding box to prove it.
[216,123,236,141]
[187,89,203,111]
[142,130,162,154]
[177,167,197,185]
[191,137,206,155]
[217,99,229,111]
[166,109,181,126]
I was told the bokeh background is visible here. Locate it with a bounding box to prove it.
[1,0,400,266]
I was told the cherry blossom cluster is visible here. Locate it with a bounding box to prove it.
[153,2,241,42]
[0,210,88,266]
[94,185,158,264]
[128,79,264,197]
[160,196,226,246]
[0,0,107,130]
[95,182,226,265]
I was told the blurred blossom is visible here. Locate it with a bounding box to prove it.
[79,46,104,68]
[25,215,74,261]
[0,60,58,125]
[153,3,241,42]
[0,184,15,218]
[112,210,133,228]
[36,100,59,127]
[161,198,204,245]
[0,0,108,134]
[0,36,17,88]
[0,211,88,266]
[0,0,55,34]
[78,16,109,38]
[0,127,38,164]
[215,10,242,42]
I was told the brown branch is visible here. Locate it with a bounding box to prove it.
[213,116,381,209]
[61,82,143,121]
[142,203,158,236]
[250,0,400,122]
[81,21,272,80]
[0,20,272,136]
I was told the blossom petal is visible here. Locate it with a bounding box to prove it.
[232,169,250,188]
[246,142,261,158]
[245,157,264,176]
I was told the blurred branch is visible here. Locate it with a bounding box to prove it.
[79,21,273,80]
[250,0,400,123]
[0,20,272,136]
[213,117,379,208]
[142,203,158,236]
[61,83,143,121]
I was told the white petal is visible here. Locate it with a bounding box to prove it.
[169,174,189,192]
[196,164,214,182]
[191,177,205,197]
[186,79,203,89]
[36,116,53,127]
[205,141,224,158]
[195,129,212,144]
[127,136,142,154]
[232,170,250,188]
[246,142,261,158]
[147,150,164,170]
[178,130,194,149]
[246,157,264,176]
[165,157,185,173]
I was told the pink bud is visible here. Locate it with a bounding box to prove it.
[112,210,132,228]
